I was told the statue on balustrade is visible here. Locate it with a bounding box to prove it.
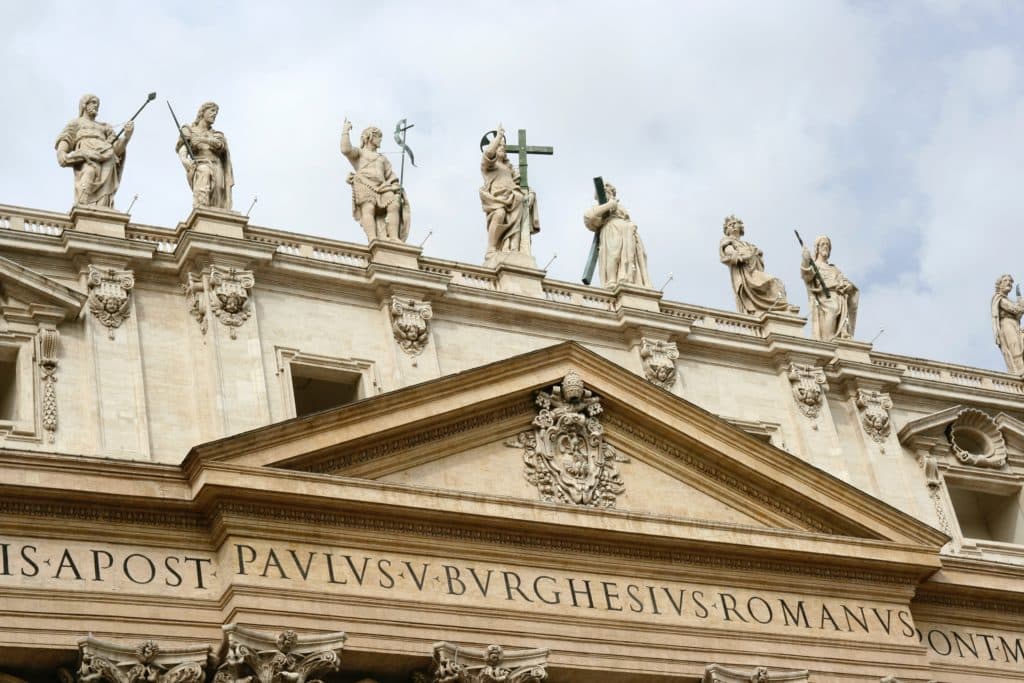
[340,118,410,242]
[55,94,133,208]
[480,125,540,264]
[583,181,651,288]
[176,101,234,210]
[719,215,789,315]
[800,235,858,341]
[992,274,1024,374]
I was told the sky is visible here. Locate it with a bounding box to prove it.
[3,0,1024,373]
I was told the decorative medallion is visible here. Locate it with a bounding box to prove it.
[74,635,209,683]
[787,362,827,419]
[428,642,548,683]
[86,265,134,339]
[639,338,679,389]
[208,266,254,339]
[946,408,1007,468]
[856,389,893,443]
[212,624,345,683]
[507,370,629,508]
[390,296,433,356]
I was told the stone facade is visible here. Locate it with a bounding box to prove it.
[0,203,1022,682]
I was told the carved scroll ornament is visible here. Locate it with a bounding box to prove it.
[212,624,345,683]
[703,664,809,683]
[74,636,209,683]
[208,266,254,339]
[507,370,629,508]
[639,338,679,389]
[856,389,893,443]
[181,272,207,335]
[87,266,134,339]
[428,642,548,683]
[787,362,827,419]
[390,296,433,356]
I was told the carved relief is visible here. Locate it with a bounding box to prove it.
[74,636,209,683]
[212,624,345,683]
[390,297,433,356]
[787,363,827,419]
[703,664,809,683]
[639,338,679,389]
[86,266,134,339]
[181,272,207,335]
[856,389,892,443]
[507,370,629,508]
[208,266,254,339]
[428,642,548,683]
[946,408,1007,468]
[38,328,59,443]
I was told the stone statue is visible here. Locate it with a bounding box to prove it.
[55,94,133,208]
[176,102,234,210]
[992,274,1024,374]
[583,182,651,288]
[480,125,540,264]
[719,215,788,315]
[800,235,858,341]
[340,119,410,242]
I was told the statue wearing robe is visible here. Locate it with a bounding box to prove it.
[480,126,539,263]
[719,215,788,315]
[55,94,132,208]
[583,182,651,288]
[992,274,1024,374]
[801,235,858,341]
[177,102,234,210]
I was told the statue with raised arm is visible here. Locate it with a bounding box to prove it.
[800,235,858,341]
[176,102,234,210]
[583,181,651,288]
[480,126,540,263]
[992,274,1024,374]
[55,94,133,208]
[340,119,410,242]
[719,215,788,315]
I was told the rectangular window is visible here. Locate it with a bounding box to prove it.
[0,346,18,421]
[948,484,1024,545]
[290,364,361,417]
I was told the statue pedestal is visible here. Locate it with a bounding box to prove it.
[613,283,662,313]
[761,308,806,337]
[69,205,130,239]
[495,261,546,298]
[483,250,538,270]
[368,239,421,270]
[182,207,247,239]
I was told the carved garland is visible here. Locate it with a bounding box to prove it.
[38,328,59,443]
[208,266,254,339]
[180,272,207,335]
[390,296,433,356]
[639,338,679,389]
[507,370,629,508]
[86,266,134,340]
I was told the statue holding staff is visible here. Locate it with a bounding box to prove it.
[719,215,789,315]
[992,274,1024,374]
[800,235,858,341]
[340,118,410,242]
[583,180,651,288]
[175,101,234,210]
[55,94,134,208]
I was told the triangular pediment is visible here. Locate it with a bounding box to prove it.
[187,343,948,554]
[0,253,85,322]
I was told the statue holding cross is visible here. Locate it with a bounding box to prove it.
[479,125,553,267]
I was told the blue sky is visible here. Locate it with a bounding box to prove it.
[3,0,1024,372]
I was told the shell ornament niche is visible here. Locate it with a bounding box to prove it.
[945,408,1007,469]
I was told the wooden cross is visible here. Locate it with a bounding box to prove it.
[504,129,553,189]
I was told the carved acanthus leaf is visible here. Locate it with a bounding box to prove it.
[75,636,209,683]
[390,296,433,356]
[787,363,827,419]
[639,338,679,389]
[86,265,134,339]
[213,624,345,683]
[428,643,548,683]
[703,664,810,683]
[208,267,254,339]
[507,370,629,508]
